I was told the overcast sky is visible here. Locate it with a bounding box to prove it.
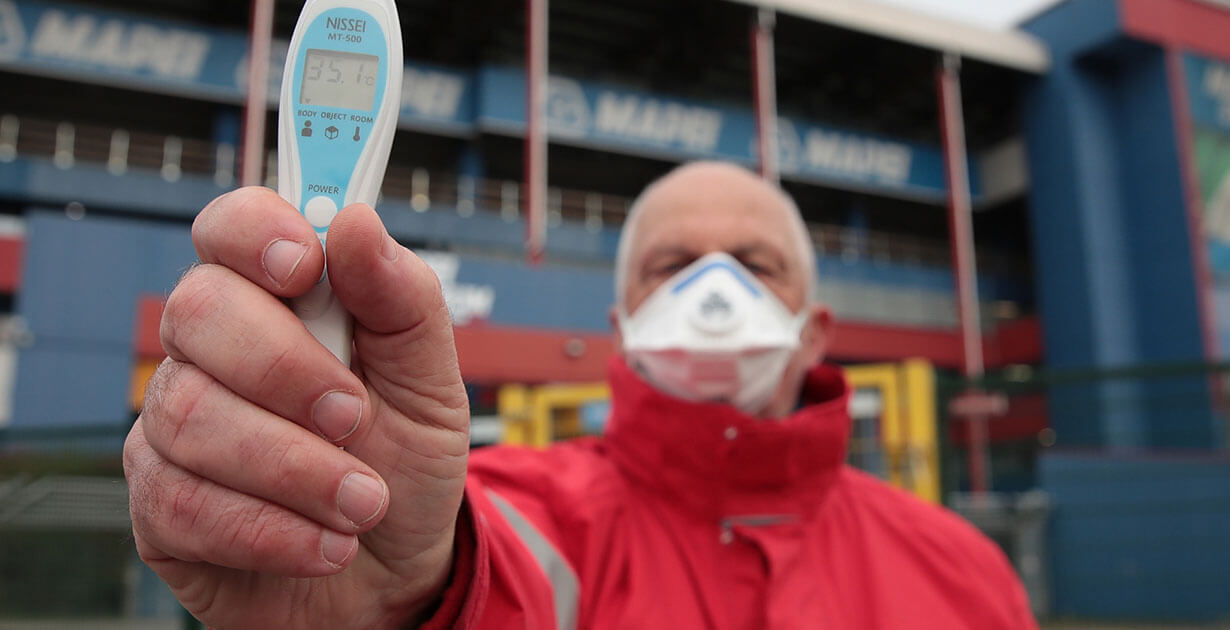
[867,0,1066,29]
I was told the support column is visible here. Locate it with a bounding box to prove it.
[240,0,275,187]
[937,53,990,494]
[751,8,779,183]
[524,0,548,264]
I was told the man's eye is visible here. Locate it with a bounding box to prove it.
[741,260,776,276]
[647,258,691,277]
[652,262,686,276]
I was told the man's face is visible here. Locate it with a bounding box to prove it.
[614,163,831,418]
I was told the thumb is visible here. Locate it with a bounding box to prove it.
[322,203,469,577]
[327,203,467,430]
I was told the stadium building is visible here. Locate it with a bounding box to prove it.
[0,0,1228,624]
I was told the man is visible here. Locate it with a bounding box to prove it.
[124,161,1035,628]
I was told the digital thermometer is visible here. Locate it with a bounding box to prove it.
[278,0,403,364]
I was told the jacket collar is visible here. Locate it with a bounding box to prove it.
[604,357,851,521]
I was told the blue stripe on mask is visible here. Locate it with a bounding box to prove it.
[669,260,762,297]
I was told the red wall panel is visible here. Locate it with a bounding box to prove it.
[1120,0,1230,60]
[0,237,23,293]
[133,295,1043,380]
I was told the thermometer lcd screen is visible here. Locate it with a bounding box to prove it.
[300,49,379,110]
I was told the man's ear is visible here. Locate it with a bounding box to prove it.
[801,303,833,365]
[609,305,625,354]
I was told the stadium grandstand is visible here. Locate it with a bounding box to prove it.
[1,0,1229,626]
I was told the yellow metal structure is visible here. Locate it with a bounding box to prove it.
[497,360,939,503]
[130,358,160,411]
[499,382,611,446]
[845,359,940,503]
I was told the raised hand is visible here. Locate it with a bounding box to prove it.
[124,187,470,629]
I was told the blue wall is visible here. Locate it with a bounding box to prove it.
[13,211,196,429]
[1024,0,1215,449]
[1040,452,1230,620]
[1024,2,1229,622]
[6,161,1032,430]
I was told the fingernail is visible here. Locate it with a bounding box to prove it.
[381,232,400,262]
[262,239,308,286]
[320,530,357,567]
[337,472,387,527]
[311,391,362,442]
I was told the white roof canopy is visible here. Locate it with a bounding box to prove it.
[729,0,1052,74]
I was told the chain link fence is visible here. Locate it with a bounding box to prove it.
[4,362,1230,627]
[0,425,197,629]
[936,361,1230,626]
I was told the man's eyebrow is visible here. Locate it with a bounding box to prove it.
[728,242,775,255]
[639,245,696,262]
[729,242,787,262]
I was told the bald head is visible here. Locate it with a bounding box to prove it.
[614,161,818,312]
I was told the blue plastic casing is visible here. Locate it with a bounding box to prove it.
[286,6,388,242]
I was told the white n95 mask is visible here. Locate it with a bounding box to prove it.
[617,252,809,415]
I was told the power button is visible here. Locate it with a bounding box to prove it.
[304,196,338,229]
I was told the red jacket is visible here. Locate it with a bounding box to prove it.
[425,360,1036,629]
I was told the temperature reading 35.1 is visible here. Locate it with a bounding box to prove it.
[300,49,379,111]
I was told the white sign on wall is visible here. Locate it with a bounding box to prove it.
[417,251,496,326]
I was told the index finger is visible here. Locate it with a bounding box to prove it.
[192,187,325,298]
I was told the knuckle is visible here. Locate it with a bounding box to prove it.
[265,434,310,498]
[123,427,158,532]
[160,264,223,356]
[251,341,304,398]
[167,474,209,534]
[237,503,280,559]
[164,265,218,324]
[214,500,299,569]
[121,420,147,477]
[138,357,178,419]
[234,425,303,501]
[141,361,215,455]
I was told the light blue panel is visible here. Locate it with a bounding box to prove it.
[0,158,223,221]
[4,161,1024,315]
[14,211,195,428]
[1040,452,1230,620]
[12,344,133,429]
[1216,281,1230,356]
[451,256,614,333]
[581,400,610,434]
[20,211,195,344]
[816,256,1031,304]
[287,4,389,235]
[1184,54,1230,134]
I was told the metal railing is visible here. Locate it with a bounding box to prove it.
[0,113,1025,274]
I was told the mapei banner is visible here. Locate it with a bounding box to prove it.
[478,67,958,201]
[1184,54,1230,276]
[0,0,969,201]
[1183,53,1230,355]
[0,0,474,130]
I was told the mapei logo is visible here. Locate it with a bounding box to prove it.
[546,77,590,139]
[0,0,26,62]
